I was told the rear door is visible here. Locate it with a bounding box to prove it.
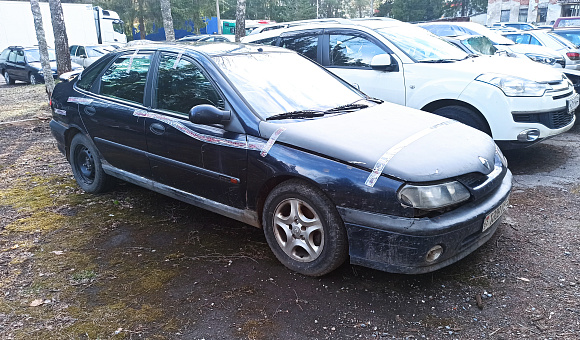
[144,52,247,208]
[76,50,153,177]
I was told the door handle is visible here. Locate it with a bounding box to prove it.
[150,122,166,135]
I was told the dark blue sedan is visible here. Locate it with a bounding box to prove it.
[49,42,512,276]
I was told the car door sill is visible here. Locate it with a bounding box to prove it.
[101,163,260,228]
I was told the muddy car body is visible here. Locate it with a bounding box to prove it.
[49,43,512,276]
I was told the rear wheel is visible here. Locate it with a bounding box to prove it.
[69,134,111,193]
[262,179,348,276]
[433,105,491,136]
[4,71,15,85]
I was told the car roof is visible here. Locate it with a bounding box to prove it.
[115,42,290,57]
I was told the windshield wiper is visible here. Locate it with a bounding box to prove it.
[365,97,384,104]
[266,110,325,121]
[419,59,460,63]
[324,103,369,113]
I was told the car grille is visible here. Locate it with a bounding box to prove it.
[512,108,574,129]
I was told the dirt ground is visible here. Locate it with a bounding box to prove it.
[0,80,579,340]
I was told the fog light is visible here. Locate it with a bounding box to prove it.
[517,129,540,142]
[426,245,444,263]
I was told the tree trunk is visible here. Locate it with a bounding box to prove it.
[160,0,175,41]
[138,0,146,40]
[235,0,246,42]
[29,0,55,99]
[48,0,71,75]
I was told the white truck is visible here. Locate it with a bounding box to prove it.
[0,1,126,52]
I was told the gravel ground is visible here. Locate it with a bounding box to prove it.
[0,81,578,339]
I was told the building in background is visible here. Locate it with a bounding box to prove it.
[487,0,580,25]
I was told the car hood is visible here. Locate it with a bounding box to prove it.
[258,102,497,183]
[429,55,563,83]
[501,43,563,57]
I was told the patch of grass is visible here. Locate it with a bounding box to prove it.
[238,318,275,340]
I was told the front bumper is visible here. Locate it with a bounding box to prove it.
[338,170,512,274]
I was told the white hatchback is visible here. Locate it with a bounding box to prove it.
[243,19,577,149]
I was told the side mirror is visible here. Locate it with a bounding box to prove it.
[80,54,87,58]
[370,54,394,71]
[189,104,231,125]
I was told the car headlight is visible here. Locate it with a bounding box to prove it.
[398,181,470,210]
[495,145,507,168]
[476,73,551,97]
[525,53,556,65]
[38,69,44,75]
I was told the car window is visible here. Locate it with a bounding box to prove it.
[24,49,56,62]
[422,24,464,37]
[100,52,152,104]
[7,51,17,63]
[77,46,86,57]
[280,35,318,61]
[553,32,580,46]
[252,37,278,45]
[0,49,9,60]
[16,50,25,63]
[461,36,497,55]
[70,45,77,55]
[77,58,111,91]
[156,53,224,115]
[329,34,386,68]
[86,47,108,58]
[505,34,530,44]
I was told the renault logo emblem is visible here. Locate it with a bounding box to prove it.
[479,156,492,171]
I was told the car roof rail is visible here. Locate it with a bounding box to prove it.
[8,46,24,49]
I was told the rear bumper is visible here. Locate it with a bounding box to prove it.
[49,119,67,156]
[338,171,512,274]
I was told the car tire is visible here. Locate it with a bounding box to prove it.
[433,105,491,136]
[69,133,111,193]
[4,71,15,85]
[262,179,348,276]
[28,73,37,85]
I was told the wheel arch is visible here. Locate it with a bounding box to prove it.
[421,99,492,135]
[64,127,84,161]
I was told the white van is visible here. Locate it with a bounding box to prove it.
[243,19,577,149]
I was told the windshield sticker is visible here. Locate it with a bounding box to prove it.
[133,110,266,151]
[260,128,286,157]
[54,109,67,116]
[365,120,457,187]
[67,97,93,105]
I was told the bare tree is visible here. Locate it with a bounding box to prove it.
[48,0,71,75]
[160,0,175,41]
[30,0,55,98]
[235,0,246,42]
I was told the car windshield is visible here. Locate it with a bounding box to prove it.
[86,46,112,58]
[212,52,365,119]
[25,49,56,62]
[376,25,468,62]
[461,36,497,55]
[460,24,515,45]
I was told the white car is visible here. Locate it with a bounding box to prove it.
[419,22,567,69]
[502,29,580,70]
[243,19,577,149]
[69,44,116,68]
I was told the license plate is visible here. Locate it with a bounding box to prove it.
[482,197,509,232]
[567,93,579,115]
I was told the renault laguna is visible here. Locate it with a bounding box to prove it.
[49,43,512,276]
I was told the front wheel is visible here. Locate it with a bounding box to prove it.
[433,105,491,136]
[69,134,111,193]
[262,179,348,276]
[4,71,15,85]
[28,73,37,85]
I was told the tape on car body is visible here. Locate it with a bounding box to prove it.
[133,110,267,151]
[173,51,184,69]
[365,120,457,187]
[126,49,139,73]
[54,109,67,116]
[67,97,93,105]
[260,127,286,157]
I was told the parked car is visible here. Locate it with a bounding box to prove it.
[553,16,580,28]
[502,29,580,70]
[0,46,82,84]
[244,19,577,149]
[491,22,538,31]
[419,22,566,69]
[49,43,512,276]
[69,44,116,68]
